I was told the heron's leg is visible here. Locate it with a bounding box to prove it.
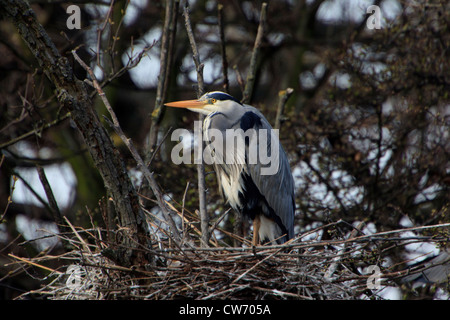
[252,215,260,246]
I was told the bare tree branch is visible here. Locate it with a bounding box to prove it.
[147,0,179,156]
[1,0,150,266]
[36,165,62,226]
[0,112,71,150]
[218,3,230,93]
[183,2,209,247]
[242,2,267,104]
[275,88,294,130]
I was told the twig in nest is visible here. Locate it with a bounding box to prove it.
[232,246,284,284]
[7,253,63,275]
[10,220,450,300]
[209,208,232,235]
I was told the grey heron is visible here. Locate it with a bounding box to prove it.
[165,91,295,245]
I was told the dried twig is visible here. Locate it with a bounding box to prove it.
[183,2,210,247]
[63,216,93,254]
[7,253,63,275]
[232,246,284,284]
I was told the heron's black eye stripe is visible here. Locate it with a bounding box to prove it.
[207,92,242,105]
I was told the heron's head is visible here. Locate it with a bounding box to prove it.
[164,91,242,116]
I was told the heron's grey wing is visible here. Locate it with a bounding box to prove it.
[240,106,295,239]
[204,106,295,240]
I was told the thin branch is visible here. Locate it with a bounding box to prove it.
[0,112,71,149]
[217,3,229,93]
[95,0,115,74]
[1,158,14,224]
[146,126,173,167]
[181,181,190,243]
[242,2,267,104]
[183,2,205,95]
[13,169,53,212]
[109,1,129,72]
[209,208,232,235]
[7,253,63,275]
[36,165,64,229]
[274,88,294,130]
[183,2,209,247]
[232,246,284,284]
[148,0,179,155]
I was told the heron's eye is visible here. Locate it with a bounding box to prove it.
[210,98,217,104]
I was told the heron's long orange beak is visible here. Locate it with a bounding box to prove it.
[164,99,207,109]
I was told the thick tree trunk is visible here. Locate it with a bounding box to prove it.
[1,0,151,266]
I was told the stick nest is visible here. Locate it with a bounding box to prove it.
[11,216,449,300]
